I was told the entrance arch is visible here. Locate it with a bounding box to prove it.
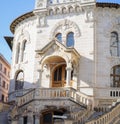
[41,56,67,87]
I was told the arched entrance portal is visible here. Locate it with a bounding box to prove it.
[52,64,66,87]
[41,55,75,88]
[42,56,67,87]
[40,107,67,124]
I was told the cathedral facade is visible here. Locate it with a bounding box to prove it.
[6,0,120,124]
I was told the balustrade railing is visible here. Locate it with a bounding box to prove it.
[9,88,33,101]
[17,87,92,107]
[85,102,120,124]
[48,0,95,5]
[48,0,80,5]
[110,89,120,97]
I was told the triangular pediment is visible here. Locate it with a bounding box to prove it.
[36,38,80,58]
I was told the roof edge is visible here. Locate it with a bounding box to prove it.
[96,2,120,8]
[10,2,120,34]
[10,11,34,34]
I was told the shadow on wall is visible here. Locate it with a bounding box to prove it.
[8,79,36,101]
[78,55,94,88]
[9,79,36,93]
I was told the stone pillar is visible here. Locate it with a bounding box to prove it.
[19,47,23,63]
[66,67,72,86]
[37,69,43,87]
[35,114,40,124]
[27,112,33,124]
[18,117,23,124]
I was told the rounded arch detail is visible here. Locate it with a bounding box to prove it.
[40,54,69,69]
[16,30,30,43]
[14,70,24,90]
[50,19,81,39]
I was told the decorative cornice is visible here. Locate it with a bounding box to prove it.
[96,2,120,8]
[10,11,34,33]
[10,2,119,34]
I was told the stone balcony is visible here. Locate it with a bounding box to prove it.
[16,87,93,107]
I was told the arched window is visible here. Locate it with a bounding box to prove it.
[55,33,62,42]
[16,43,20,64]
[69,7,73,13]
[15,71,24,90]
[111,65,120,87]
[21,40,27,62]
[110,32,119,56]
[66,32,74,47]
[49,0,53,4]
[62,7,66,14]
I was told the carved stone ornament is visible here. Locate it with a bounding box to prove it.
[85,10,94,22]
[36,0,44,8]
[51,19,81,38]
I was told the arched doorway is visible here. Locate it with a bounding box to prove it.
[41,55,75,88]
[40,107,67,124]
[52,64,66,87]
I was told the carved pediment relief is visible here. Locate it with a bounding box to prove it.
[36,38,80,67]
[36,38,80,57]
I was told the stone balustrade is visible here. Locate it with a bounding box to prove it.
[17,87,92,107]
[85,102,120,124]
[48,0,80,5]
[70,89,92,106]
[9,88,33,101]
[71,102,93,123]
[48,0,95,5]
[93,87,120,99]
[110,88,120,97]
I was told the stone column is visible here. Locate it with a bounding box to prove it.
[18,117,23,124]
[37,69,43,87]
[27,112,33,124]
[35,114,40,124]
[66,67,72,87]
[19,47,23,63]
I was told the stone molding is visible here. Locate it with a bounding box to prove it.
[50,19,81,39]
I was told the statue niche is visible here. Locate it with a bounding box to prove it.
[110,32,119,56]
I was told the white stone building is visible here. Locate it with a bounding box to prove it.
[5,0,120,124]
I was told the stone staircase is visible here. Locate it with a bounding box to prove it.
[6,88,120,124]
[85,101,120,124]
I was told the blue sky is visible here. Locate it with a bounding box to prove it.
[0,0,119,64]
